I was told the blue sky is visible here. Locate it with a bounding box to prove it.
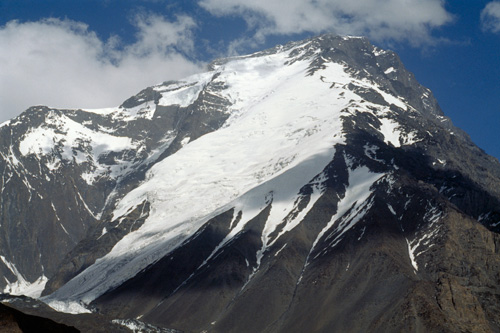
[0,0,499,160]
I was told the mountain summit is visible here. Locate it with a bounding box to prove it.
[1,34,499,332]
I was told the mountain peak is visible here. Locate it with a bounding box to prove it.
[0,34,499,332]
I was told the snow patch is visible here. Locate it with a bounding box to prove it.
[18,112,137,180]
[156,72,213,107]
[80,107,117,115]
[274,243,287,257]
[111,319,168,332]
[387,204,396,215]
[406,238,418,272]
[433,158,447,167]
[357,226,366,241]
[0,256,48,298]
[364,144,384,163]
[0,119,11,128]
[384,67,396,74]
[378,118,402,147]
[310,165,384,258]
[405,204,444,273]
[44,300,91,314]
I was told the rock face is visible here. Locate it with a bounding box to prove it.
[0,302,78,333]
[0,34,499,332]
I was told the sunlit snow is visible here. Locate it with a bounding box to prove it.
[42,39,421,312]
[378,118,402,147]
[43,44,357,310]
[156,73,213,107]
[0,256,48,298]
[313,164,384,253]
[19,111,135,160]
[384,67,396,74]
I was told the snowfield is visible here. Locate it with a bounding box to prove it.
[41,39,420,312]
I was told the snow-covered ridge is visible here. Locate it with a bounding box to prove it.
[17,110,140,184]
[44,43,352,309]
[19,111,136,160]
[12,34,422,181]
[13,76,215,185]
[155,72,214,108]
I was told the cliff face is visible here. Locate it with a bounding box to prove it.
[0,34,499,332]
[0,302,79,333]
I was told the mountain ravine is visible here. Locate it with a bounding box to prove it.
[0,34,499,332]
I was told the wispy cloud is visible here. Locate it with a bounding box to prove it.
[199,0,454,53]
[0,14,203,121]
[481,1,500,33]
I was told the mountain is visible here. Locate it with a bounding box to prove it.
[0,33,499,332]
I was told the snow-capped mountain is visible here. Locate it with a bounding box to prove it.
[1,34,499,332]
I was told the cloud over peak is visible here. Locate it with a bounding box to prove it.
[199,0,454,50]
[0,15,203,120]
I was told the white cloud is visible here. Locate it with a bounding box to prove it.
[0,15,204,122]
[481,1,500,33]
[199,0,454,52]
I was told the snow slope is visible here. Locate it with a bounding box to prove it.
[43,43,357,310]
[42,37,431,312]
